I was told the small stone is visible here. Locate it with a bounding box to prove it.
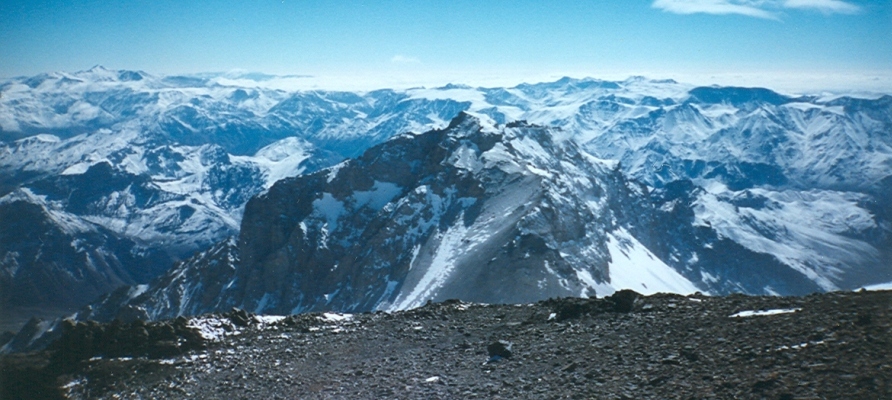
[561,362,579,373]
[487,340,513,359]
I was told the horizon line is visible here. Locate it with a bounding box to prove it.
[3,66,892,97]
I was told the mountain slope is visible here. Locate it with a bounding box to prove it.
[71,114,887,327]
[0,68,488,324]
[0,189,172,329]
[2,70,890,331]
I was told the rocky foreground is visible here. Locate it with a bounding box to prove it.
[2,289,890,399]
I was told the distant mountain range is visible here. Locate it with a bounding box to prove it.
[1,67,890,338]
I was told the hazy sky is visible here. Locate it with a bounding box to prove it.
[2,0,890,91]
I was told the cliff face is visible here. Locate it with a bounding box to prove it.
[231,113,634,313]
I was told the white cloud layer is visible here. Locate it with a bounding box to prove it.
[782,0,860,14]
[202,69,892,96]
[391,55,421,64]
[652,0,861,18]
[652,0,778,19]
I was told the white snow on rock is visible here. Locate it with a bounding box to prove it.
[390,221,471,311]
[692,186,881,291]
[240,137,313,189]
[861,281,892,291]
[775,340,826,352]
[186,317,239,342]
[729,308,801,318]
[307,313,357,334]
[127,284,149,300]
[319,313,353,322]
[606,228,700,296]
[253,315,287,326]
[352,181,403,211]
[60,162,97,175]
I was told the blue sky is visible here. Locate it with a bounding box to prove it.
[1,0,890,92]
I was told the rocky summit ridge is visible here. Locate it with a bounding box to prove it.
[1,289,889,399]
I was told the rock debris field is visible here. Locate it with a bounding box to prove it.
[2,289,890,399]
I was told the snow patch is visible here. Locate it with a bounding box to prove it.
[729,308,801,318]
[320,313,354,322]
[390,219,471,310]
[312,193,346,232]
[861,281,892,291]
[247,137,312,188]
[351,181,402,211]
[325,161,348,183]
[606,228,700,295]
[254,315,287,326]
[60,162,94,175]
[692,187,878,291]
[186,317,239,342]
[128,284,149,300]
